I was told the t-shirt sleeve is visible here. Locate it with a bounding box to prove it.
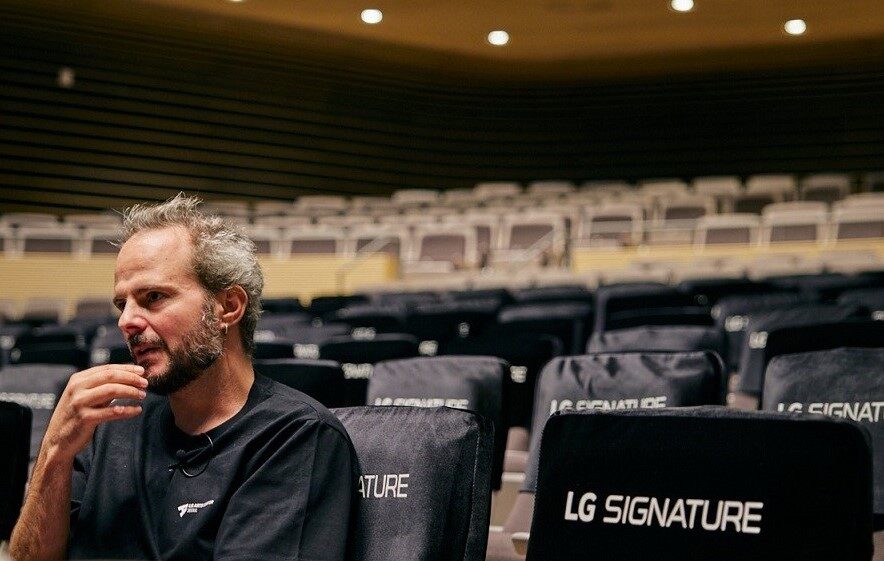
[214,417,356,561]
[69,445,92,544]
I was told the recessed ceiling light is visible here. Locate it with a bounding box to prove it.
[670,0,694,13]
[487,30,510,46]
[361,8,383,24]
[784,19,807,35]
[227,0,245,3]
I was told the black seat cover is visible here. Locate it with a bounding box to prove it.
[511,286,594,305]
[334,406,493,561]
[0,401,31,540]
[526,408,873,561]
[252,340,296,360]
[368,356,507,489]
[440,333,563,429]
[319,335,420,406]
[253,359,348,408]
[524,352,723,491]
[763,347,884,521]
[496,302,593,355]
[737,304,868,396]
[839,288,884,316]
[676,278,777,306]
[285,324,353,359]
[254,313,313,342]
[10,325,90,369]
[404,299,500,356]
[331,304,407,335]
[0,364,75,459]
[712,292,805,371]
[595,285,704,333]
[587,325,725,358]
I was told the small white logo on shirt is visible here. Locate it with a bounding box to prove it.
[177,500,215,518]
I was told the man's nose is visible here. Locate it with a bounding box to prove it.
[117,301,146,337]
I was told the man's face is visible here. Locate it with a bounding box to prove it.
[113,227,224,395]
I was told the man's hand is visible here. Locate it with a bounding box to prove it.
[9,363,147,561]
[42,363,148,463]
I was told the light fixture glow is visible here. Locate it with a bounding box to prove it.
[361,8,383,24]
[784,19,807,35]
[487,30,510,46]
[670,0,694,12]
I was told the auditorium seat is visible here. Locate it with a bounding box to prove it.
[317,213,376,229]
[0,401,31,541]
[474,182,522,202]
[587,325,725,362]
[260,297,306,315]
[199,200,251,219]
[9,325,90,369]
[493,212,568,268]
[307,295,371,317]
[254,314,313,342]
[451,212,500,266]
[677,277,774,307]
[331,304,407,337]
[391,188,439,210]
[0,364,73,459]
[407,223,479,273]
[578,180,632,199]
[768,271,883,301]
[594,285,710,334]
[404,299,500,356]
[695,214,759,245]
[252,200,297,217]
[253,358,348,408]
[319,334,420,406]
[441,188,484,210]
[73,298,118,321]
[692,175,742,213]
[281,323,353,359]
[252,214,311,229]
[763,347,884,534]
[487,352,723,561]
[833,205,884,240]
[334,406,493,561]
[526,180,575,200]
[841,192,884,208]
[293,195,348,217]
[252,340,297,360]
[799,173,851,204]
[735,304,869,400]
[19,221,78,255]
[64,213,123,256]
[839,287,884,317]
[712,291,805,373]
[578,203,644,247]
[496,302,593,355]
[368,356,508,490]
[738,174,797,213]
[759,201,828,243]
[346,224,408,260]
[282,225,345,254]
[524,408,873,560]
[89,325,130,366]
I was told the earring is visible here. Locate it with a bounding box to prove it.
[221,324,228,336]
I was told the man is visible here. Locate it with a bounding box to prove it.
[10,194,357,561]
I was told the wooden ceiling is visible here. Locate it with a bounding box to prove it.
[13,0,884,81]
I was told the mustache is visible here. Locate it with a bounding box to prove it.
[128,332,167,352]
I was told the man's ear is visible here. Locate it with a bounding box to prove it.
[218,285,248,328]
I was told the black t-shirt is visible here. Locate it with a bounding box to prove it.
[69,374,357,561]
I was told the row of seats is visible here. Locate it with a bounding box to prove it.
[1,199,883,283]
[0,345,880,558]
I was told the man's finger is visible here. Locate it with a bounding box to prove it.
[76,384,147,408]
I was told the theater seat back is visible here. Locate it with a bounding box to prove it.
[334,406,493,561]
[0,401,31,540]
[253,359,348,408]
[524,352,723,490]
[527,408,873,561]
[763,347,884,520]
[368,356,507,489]
[0,364,74,459]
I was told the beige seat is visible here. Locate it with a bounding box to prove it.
[282,225,346,254]
[200,199,250,218]
[492,212,568,268]
[832,205,884,240]
[473,181,522,202]
[736,174,796,213]
[390,188,439,209]
[839,192,884,208]
[252,200,297,217]
[578,180,633,200]
[695,213,759,245]
[293,195,348,217]
[799,173,851,204]
[692,175,742,212]
[760,201,828,243]
[405,223,478,273]
[648,195,716,245]
[578,202,644,247]
[345,224,409,260]
[525,180,575,201]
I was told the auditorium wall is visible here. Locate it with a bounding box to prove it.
[1,1,884,214]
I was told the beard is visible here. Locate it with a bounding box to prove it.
[128,297,224,395]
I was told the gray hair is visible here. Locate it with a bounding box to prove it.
[120,193,264,355]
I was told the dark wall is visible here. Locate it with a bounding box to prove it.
[2,6,884,214]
